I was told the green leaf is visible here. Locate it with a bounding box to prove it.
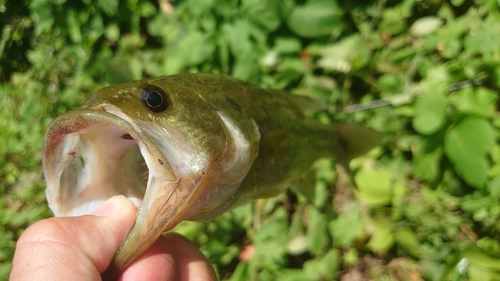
[489,176,500,197]
[286,234,308,255]
[176,31,216,66]
[464,15,500,60]
[367,218,394,252]
[377,74,404,94]
[278,58,304,80]
[171,221,203,241]
[318,34,370,72]
[227,262,249,281]
[187,0,214,16]
[463,245,500,271]
[412,92,448,135]
[303,249,340,280]
[468,265,500,281]
[147,13,176,39]
[254,208,288,271]
[343,248,359,266]
[451,0,465,6]
[274,37,302,54]
[66,9,82,43]
[444,117,494,188]
[355,167,393,206]
[232,55,260,82]
[451,87,498,118]
[378,6,407,35]
[97,0,118,15]
[104,23,120,42]
[410,16,443,37]
[395,227,420,258]
[306,207,329,254]
[329,207,365,247]
[413,147,443,181]
[222,20,253,55]
[246,0,282,31]
[440,38,462,59]
[29,1,54,36]
[287,0,344,37]
[277,269,316,281]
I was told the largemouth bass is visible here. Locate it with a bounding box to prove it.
[43,73,382,272]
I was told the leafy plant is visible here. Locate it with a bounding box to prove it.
[1,0,500,280]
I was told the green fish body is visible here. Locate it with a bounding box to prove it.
[43,73,382,272]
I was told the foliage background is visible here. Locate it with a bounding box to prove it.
[1,0,500,280]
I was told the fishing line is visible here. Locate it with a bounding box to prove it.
[341,78,486,114]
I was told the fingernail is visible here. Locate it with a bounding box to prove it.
[91,195,126,217]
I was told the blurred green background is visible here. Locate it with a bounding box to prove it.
[2,0,500,280]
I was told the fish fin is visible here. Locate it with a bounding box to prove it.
[289,168,317,204]
[276,91,328,115]
[248,130,290,199]
[333,123,383,165]
[258,130,289,157]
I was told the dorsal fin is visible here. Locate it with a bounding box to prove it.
[274,91,328,115]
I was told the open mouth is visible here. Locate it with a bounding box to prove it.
[43,99,260,269]
[43,107,175,217]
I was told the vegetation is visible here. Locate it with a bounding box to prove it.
[2,0,500,280]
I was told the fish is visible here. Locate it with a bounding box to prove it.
[42,73,382,273]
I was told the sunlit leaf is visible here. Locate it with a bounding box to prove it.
[413,147,443,181]
[303,249,340,280]
[444,117,494,188]
[97,0,118,15]
[395,227,420,258]
[286,0,344,37]
[306,207,329,255]
[367,218,394,252]
[410,16,443,36]
[318,34,370,72]
[355,167,393,206]
[463,245,500,271]
[412,92,447,135]
[245,0,282,31]
[464,15,500,60]
[329,207,365,246]
[451,87,498,118]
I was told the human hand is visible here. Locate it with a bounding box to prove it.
[10,195,217,281]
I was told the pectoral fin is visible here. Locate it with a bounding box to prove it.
[258,130,289,157]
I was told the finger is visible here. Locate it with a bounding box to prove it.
[11,195,137,281]
[165,233,217,281]
[118,233,217,281]
[117,235,175,281]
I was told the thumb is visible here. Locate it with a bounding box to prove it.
[11,195,137,281]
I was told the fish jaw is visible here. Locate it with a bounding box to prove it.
[43,104,259,271]
[43,108,176,216]
[112,111,259,270]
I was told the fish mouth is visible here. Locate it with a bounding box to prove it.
[43,102,258,271]
[43,106,176,216]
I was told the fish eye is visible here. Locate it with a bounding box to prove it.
[141,86,168,112]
